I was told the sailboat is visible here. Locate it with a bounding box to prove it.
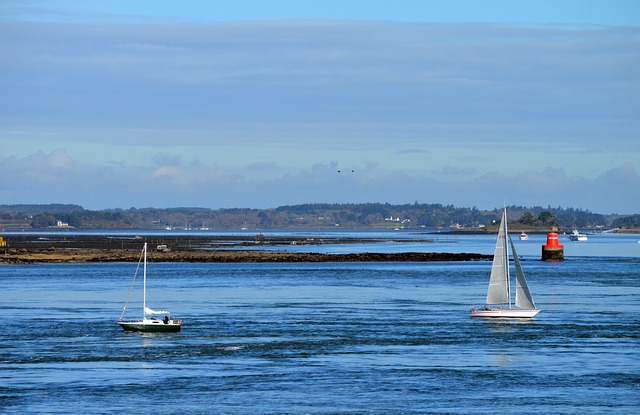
[118,243,182,332]
[471,208,541,318]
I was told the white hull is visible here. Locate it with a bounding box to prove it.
[569,229,588,241]
[471,308,541,318]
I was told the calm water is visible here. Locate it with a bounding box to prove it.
[1,235,639,414]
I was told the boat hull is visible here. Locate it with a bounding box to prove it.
[470,308,541,318]
[118,320,181,333]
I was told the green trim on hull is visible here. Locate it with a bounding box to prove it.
[118,321,181,333]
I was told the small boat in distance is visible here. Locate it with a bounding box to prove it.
[568,228,588,241]
[471,208,541,318]
[519,232,529,240]
[118,243,182,333]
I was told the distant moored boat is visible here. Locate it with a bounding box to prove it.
[568,228,588,241]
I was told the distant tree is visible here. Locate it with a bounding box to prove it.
[257,211,273,226]
[31,213,56,228]
[612,215,640,229]
[519,212,536,225]
[538,211,558,226]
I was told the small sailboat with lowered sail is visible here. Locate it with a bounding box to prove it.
[118,243,182,332]
[471,208,541,318]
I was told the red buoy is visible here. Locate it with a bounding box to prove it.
[542,232,564,261]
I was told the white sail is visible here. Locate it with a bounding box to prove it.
[509,235,536,309]
[485,209,510,305]
[145,307,170,316]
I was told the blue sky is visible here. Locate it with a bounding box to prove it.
[1,1,639,213]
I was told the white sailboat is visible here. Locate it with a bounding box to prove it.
[118,243,182,332]
[471,208,541,318]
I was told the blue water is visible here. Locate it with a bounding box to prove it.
[260,232,640,257]
[1,235,639,414]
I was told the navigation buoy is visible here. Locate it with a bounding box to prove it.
[542,232,564,261]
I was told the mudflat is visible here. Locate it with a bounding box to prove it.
[0,233,490,264]
[0,249,491,264]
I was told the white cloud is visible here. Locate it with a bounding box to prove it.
[46,149,74,169]
[1,150,638,213]
[151,166,187,181]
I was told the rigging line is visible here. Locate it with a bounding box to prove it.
[119,247,144,320]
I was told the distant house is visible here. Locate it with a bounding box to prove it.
[56,220,69,227]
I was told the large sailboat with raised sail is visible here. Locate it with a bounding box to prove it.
[471,208,541,318]
[118,243,182,332]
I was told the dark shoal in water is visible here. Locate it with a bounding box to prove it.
[0,233,491,264]
[0,249,491,264]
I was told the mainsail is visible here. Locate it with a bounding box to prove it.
[485,209,510,305]
[145,307,170,316]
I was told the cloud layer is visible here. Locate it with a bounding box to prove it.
[1,20,638,213]
[2,149,638,214]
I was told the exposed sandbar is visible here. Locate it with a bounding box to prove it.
[0,233,491,264]
[0,249,490,264]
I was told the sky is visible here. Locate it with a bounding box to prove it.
[1,1,639,214]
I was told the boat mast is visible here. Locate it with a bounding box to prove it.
[143,242,147,320]
[503,208,512,309]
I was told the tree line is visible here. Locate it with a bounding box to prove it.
[1,203,634,230]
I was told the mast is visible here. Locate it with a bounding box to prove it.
[504,209,511,309]
[143,242,147,320]
[486,208,510,306]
